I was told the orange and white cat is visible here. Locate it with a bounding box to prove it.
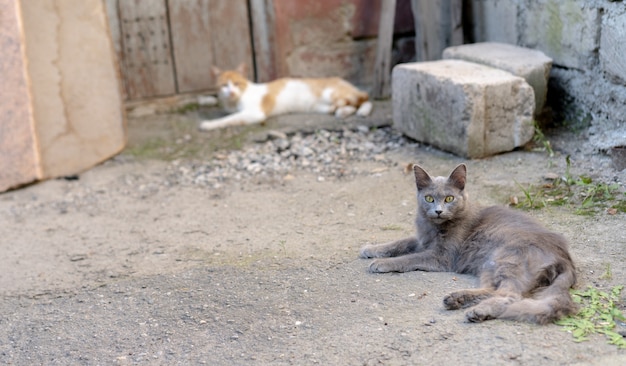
[199,63,373,131]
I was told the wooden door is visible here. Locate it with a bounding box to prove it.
[118,0,176,99]
[168,0,254,93]
[108,0,254,100]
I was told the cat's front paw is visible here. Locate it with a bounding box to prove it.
[368,259,397,273]
[359,244,376,258]
[199,121,217,131]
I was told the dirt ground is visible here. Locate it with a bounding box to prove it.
[1,103,625,365]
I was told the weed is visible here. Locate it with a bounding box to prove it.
[574,178,621,215]
[556,285,626,349]
[125,138,169,159]
[173,102,200,114]
[278,240,287,256]
[600,263,613,281]
[380,224,404,231]
[512,156,626,215]
[514,180,546,209]
[564,155,576,185]
[611,197,626,213]
[532,120,554,157]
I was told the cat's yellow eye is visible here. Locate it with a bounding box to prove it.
[444,196,454,203]
[425,195,434,203]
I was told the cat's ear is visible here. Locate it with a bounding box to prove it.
[210,65,221,77]
[236,62,247,75]
[210,65,221,76]
[448,164,467,191]
[413,164,433,190]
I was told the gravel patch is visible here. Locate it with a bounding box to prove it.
[164,126,419,188]
[2,126,418,220]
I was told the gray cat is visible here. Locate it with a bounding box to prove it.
[359,164,576,324]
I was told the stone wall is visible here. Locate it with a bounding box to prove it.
[470,0,626,152]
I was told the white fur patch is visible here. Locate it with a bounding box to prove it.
[272,81,318,115]
[321,88,334,103]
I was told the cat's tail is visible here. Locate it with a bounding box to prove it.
[500,266,577,324]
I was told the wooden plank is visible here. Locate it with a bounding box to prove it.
[372,0,396,99]
[411,0,463,61]
[208,0,254,78]
[118,0,176,99]
[249,0,277,82]
[168,0,213,92]
[103,0,128,100]
[168,0,253,92]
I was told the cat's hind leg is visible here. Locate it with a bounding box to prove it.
[334,101,372,118]
[465,294,520,322]
[443,288,495,310]
[335,105,357,118]
[356,101,373,117]
[496,269,577,324]
[461,270,526,322]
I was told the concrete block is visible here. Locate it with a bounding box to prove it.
[522,0,600,70]
[0,0,126,192]
[600,12,626,83]
[443,42,552,116]
[392,60,535,159]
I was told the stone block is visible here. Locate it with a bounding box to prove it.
[600,12,626,83]
[0,0,126,192]
[0,0,40,191]
[522,0,600,70]
[443,42,552,116]
[392,60,535,159]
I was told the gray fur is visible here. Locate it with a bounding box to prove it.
[359,164,576,324]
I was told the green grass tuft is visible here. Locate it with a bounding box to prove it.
[512,156,626,215]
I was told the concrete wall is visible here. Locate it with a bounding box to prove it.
[470,0,626,152]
